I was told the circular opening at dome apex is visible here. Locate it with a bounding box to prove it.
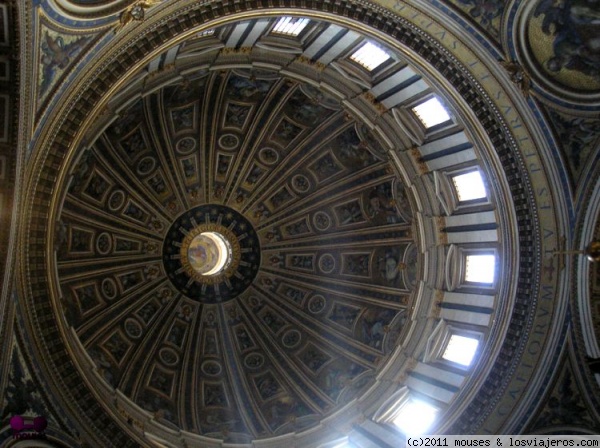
[186,231,232,276]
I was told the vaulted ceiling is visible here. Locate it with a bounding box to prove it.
[59,59,417,439]
[2,1,600,447]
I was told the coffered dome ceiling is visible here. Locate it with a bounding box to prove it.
[18,1,566,447]
[60,62,416,437]
[58,27,420,439]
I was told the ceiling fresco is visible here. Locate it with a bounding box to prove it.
[528,0,600,91]
[513,0,600,109]
[38,26,92,100]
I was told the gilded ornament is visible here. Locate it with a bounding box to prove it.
[500,60,531,95]
[114,1,163,33]
[585,241,600,262]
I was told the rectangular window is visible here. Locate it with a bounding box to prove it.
[465,254,496,284]
[350,42,390,71]
[442,334,479,366]
[393,399,438,435]
[272,17,310,36]
[412,97,450,128]
[452,170,487,201]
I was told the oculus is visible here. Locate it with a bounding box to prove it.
[185,231,233,276]
[162,204,260,303]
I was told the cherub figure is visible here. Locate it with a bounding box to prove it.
[114,1,163,33]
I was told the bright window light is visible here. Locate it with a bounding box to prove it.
[412,97,450,128]
[393,399,438,435]
[330,442,351,448]
[197,29,214,37]
[350,42,390,71]
[465,254,495,284]
[272,17,310,36]
[452,170,487,201]
[443,334,479,366]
